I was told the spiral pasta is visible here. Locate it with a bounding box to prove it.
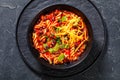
[32,9,89,64]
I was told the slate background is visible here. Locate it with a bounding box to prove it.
[0,0,120,80]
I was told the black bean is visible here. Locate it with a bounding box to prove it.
[43,16,47,21]
[72,26,78,29]
[52,17,55,21]
[49,44,53,48]
[39,30,43,34]
[39,27,43,30]
[78,32,82,36]
[52,41,56,46]
[42,26,46,29]
[36,20,40,24]
[42,38,47,43]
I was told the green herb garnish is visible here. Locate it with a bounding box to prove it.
[56,37,61,44]
[58,19,61,22]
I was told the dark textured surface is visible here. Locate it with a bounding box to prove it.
[0,0,120,80]
[16,0,105,77]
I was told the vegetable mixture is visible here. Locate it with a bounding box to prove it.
[32,9,89,64]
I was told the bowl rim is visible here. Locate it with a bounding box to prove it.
[27,4,93,69]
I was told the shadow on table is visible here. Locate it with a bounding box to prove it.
[40,21,108,80]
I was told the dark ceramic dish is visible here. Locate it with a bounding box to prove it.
[17,0,106,77]
[28,4,93,69]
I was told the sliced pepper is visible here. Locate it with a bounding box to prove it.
[60,44,69,49]
[64,44,69,48]
[58,53,65,61]
[55,28,60,32]
[43,44,47,48]
[61,16,67,22]
[53,43,59,51]
[48,43,60,53]
[48,48,54,53]
[60,44,66,49]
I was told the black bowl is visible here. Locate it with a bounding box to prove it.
[28,4,93,69]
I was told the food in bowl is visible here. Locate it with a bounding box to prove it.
[32,9,89,64]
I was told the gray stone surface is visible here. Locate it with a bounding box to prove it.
[0,0,120,80]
